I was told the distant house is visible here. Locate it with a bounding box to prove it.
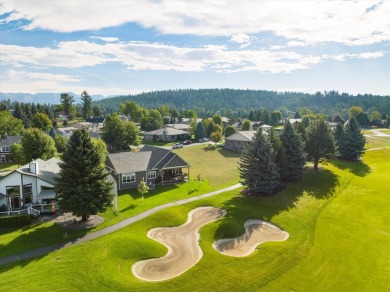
[288,118,302,125]
[54,126,78,139]
[232,120,261,131]
[106,145,190,190]
[0,158,60,210]
[58,111,67,121]
[224,131,257,152]
[143,127,190,142]
[327,122,338,131]
[260,124,272,132]
[72,121,99,132]
[86,117,105,131]
[0,134,22,163]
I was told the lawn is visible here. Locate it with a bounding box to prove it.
[0,162,18,172]
[0,149,388,291]
[0,145,240,257]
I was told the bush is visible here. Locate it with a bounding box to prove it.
[0,215,32,227]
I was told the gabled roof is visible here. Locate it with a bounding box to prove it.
[107,151,152,174]
[225,131,257,142]
[107,145,190,174]
[143,127,189,136]
[16,157,61,185]
[0,136,22,147]
[165,124,191,130]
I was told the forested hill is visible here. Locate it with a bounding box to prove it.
[93,89,390,117]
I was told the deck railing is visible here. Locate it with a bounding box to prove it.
[0,203,57,217]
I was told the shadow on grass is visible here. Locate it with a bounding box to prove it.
[214,168,339,238]
[0,222,87,270]
[330,159,371,177]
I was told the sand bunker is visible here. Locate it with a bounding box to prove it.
[212,219,288,257]
[132,206,226,282]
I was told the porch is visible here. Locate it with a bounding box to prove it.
[159,167,190,185]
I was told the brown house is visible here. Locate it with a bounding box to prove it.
[224,131,257,152]
[106,145,190,190]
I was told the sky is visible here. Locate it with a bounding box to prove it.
[0,0,389,97]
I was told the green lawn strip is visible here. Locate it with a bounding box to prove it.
[0,162,18,172]
[262,149,390,291]
[0,159,358,290]
[365,136,390,149]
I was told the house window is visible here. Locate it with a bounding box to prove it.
[122,173,136,183]
[1,146,11,152]
[0,155,5,163]
[148,171,156,179]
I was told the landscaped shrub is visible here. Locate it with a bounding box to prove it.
[0,215,32,227]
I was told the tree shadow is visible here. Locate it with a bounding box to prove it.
[123,183,180,200]
[214,168,339,239]
[330,159,371,177]
[0,221,87,270]
[119,204,136,213]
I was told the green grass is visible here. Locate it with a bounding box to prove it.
[365,135,390,149]
[0,162,18,172]
[0,145,239,257]
[0,149,389,291]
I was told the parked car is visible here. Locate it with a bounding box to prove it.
[199,137,210,142]
[183,140,192,145]
[172,143,184,149]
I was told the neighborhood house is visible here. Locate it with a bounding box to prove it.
[224,131,257,152]
[0,134,22,163]
[0,158,60,210]
[106,145,190,190]
[142,127,190,142]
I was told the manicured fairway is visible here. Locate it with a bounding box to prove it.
[0,149,388,291]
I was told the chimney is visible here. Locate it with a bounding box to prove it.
[4,132,7,139]
[29,160,39,175]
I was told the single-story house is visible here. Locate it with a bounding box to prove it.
[224,131,257,152]
[143,127,190,142]
[0,158,60,210]
[72,122,99,132]
[232,121,262,131]
[0,134,22,163]
[260,124,272,132]
[86,117,105,131]
[55,126,78,138]
[106,145,190,190]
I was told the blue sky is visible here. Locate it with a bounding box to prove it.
[0,0,389,97]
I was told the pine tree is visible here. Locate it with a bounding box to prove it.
[195,121,206,141]
[55,129,113,221]
[341,118,366,160]
[280,121,306,181]
[81,90,93,119]
[305,119,335,170]
[238,129,280,195]
[334,123,345,157]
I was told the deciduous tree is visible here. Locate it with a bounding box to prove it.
[20,128,57,163]
[31,112,52,131]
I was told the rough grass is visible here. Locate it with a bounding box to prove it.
[0,150,389,291]
[0,162,18,172]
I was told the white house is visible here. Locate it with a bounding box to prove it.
[0,158,60,210]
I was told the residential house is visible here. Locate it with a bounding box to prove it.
[224,131,257,152]
[86,117,105,131]
[232,120,262,131]
[0,158,60,210]
[106,145,190,190]
[72,122,99,132]
[143,127,190,142]
[0,135,22,163]
[260,124,272,132]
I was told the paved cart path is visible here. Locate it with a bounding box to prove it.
[0,183,241,266]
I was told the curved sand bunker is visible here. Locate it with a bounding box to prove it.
[132,206,226,282]
[212,219,289,257]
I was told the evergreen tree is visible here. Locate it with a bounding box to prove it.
[305,119,335,170]
[341,118,366,160]
[195,121,206,141]
[280,121,306,181]
[55,129,113,222]
[269,128,286,179]
[238,129,280,195]
[92,106,101,117]
[334,123,345,156]
[81,90,93,119]
[20,128,57,163]
[49,127,57,138]
[60,93,75,120]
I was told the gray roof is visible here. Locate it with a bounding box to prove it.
[107,151,152,174]
[17,157,61,185]
[107,145,190,174]
[165,124,191,130]
[86,117,105,123]
[143,127,189,136]
[0,136,22,147]
[225,131,257,142]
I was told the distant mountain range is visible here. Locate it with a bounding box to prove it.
[0,92,108,104]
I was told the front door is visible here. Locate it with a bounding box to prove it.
[10,196,20,209]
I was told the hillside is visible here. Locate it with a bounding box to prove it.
[94,89,390,116]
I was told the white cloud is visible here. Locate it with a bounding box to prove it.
[90,36,119,42]
[1,41,386,75]
[1,1,390,46]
